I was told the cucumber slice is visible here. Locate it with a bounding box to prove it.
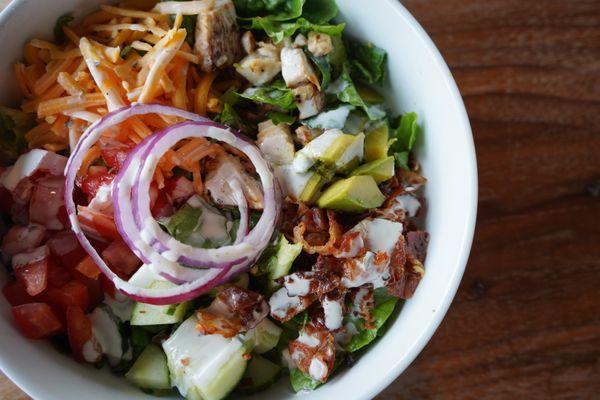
[125,344,171,390]
[163,316,248,400]
[244,319,282,354]
[237,356,282,394]
[131,281,189,326]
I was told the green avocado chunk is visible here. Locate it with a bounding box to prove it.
[364,123,389,162]
[350,156,395,183]
[299,173,327,203]
[317,175,386,213]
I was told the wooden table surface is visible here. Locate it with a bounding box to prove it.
[1,0,599,399]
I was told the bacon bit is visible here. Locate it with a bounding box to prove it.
[216,286,269,331]
[375,187,407,223]
[289,324,336,383]
[334,230,366,259]
[387,259,424,300]
[406,231,430,264]
[349,286,375,329]
[197,287,269,337]
[374,251,389,266]
[282,270,341,299]
[196,309,241,338]
[269,287,314,323]
[293,209,343,255]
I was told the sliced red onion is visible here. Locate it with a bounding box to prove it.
[230,179,249,245]
[129,122,280,269]
[65,104,233,304]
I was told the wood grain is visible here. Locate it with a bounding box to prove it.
[1,0,599,399]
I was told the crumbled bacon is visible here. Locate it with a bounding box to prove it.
[197,287,269,337]
[387,259,425,300]
[269,287,314,323]
[293,208,342,255]
[348,286,375,329]
[406,231,429,263]
[282,270,340,298]
[289,324,336,383]
[215,286,269,330]
[334,230,366,259]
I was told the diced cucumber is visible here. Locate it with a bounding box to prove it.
[125,344,171,390]
[131,281,189,326]
[163,316,248,400]
[244,319,282,354]
[268,235,302,281]
[237,356,282,394]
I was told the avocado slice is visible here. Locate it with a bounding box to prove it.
[364,123,389,162]
[320,133,365,172]
[299,172,327,203]
[317,175,386,213]
[350,156,395,183]
[357,84,385,104]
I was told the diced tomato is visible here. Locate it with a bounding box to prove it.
[75,256,101,279]
[14,259,49,296]
[151,192,175,218]
[44,280,90,315]
[77,206,120,241]
[1,223,47,258]
[47,231,87,270]
[101,142,133,170]
[47,261,72,288]
[101,239,141,277]
[66,306,95,363]
[166,175,195,205]
[0,186,12,214]
[12,303,63,339]
[2,280,36,306]
[72,273,104,309]
[29,176,67,230]
[13,246,50,297]
[100,274,116,298]
[79,171,115,199]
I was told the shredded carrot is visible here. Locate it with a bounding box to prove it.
[23,43,42,65]
[194,72,216,116]
[191,162,203,194]
[57,72,85,96]
[33,58,75,96]
[37,93,106,118]
[13,63,32,98]
[100,4,167,20]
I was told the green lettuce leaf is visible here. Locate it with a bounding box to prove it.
[290,369,321,392]
[54,13,74,44]
[234,0,305,21]
[158,199,235,249]
[240,83,297,110]
[245,17,344,43]
[389,112,419,169]
[0,107,35,164]
[327,64,386,120]
[345,288,399,353]
[252,234,302,281]
[347,40,387,84]
[306,50,331,90]
[218,103,255,135]
[267,111,297,125]
[302,0,338,24]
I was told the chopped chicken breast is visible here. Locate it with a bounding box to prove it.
[281,47,319,88]
[194,0,242,71]
[308,32,333,57]
[205,153,264,209]
[257,120,295,165]
[293,84,325,119]
[235,42,281,86]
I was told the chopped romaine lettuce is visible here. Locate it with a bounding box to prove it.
[390,112,419,169]
[245,17,345,43]
[234,0,305,21]
[267,111,297,125]
[290,369,321,392]
[54,13,74,44]
[327,65,386,120]
[345,288,398,353]
[302,0,338,24]
[240,83,297,110]
[306,50,331,90]
[158,199,235,249]
[347,40,388,84]
[218,103,256,135]
[0,107,35,164]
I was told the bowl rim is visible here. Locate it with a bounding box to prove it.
[0,0,477,399]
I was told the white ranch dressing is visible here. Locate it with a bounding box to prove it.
[304,105,354,129]
[322,296,344,331]
[89,307,123,365]
[292,129,343,173]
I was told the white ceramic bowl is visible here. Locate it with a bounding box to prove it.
[0,0,477,399]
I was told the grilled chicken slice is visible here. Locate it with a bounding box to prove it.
[194,0,242,72]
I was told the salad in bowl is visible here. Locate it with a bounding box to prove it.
[0,0,429,398]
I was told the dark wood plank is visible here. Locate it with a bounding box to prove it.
[378,0,600,399]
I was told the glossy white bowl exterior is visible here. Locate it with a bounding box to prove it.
[0,0,477,399]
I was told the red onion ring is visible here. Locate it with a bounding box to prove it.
[129,121,280,269]
[65,105,232,304]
